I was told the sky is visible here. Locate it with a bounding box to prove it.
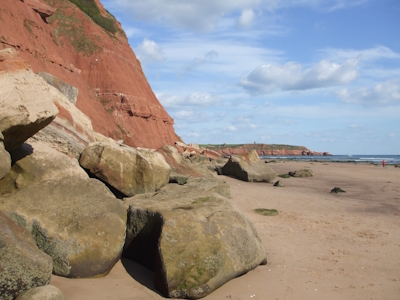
[101,0,400,154]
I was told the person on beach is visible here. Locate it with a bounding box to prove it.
[382,160,386,167]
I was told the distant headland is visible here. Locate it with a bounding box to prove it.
[200,143,331,157]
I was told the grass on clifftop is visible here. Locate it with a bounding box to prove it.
[68,0,117,33]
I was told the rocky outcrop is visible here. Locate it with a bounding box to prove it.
[80,141,171,197]
[123,178,266,299]
[222,155,277,183]
[37,72,79,105]
[0,132,11,180]
[0,50,59,151]
[0,178,127,278]
[288,169,314,178]
[0,141,88,196]
[0,210,53,300]
[15,285,66,300]
[0,0,181,149]
[20,0,56,20]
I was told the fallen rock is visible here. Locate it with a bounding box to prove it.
[169,172,188,185]
[15,285,66,300]
[159,145,217,179]
[331,187,346,193]
[123,178,266,299]
[0,210,53,300]
[29,80,95,159]
[0,141,88,196]
[273,180,285,187]
[0,132,11,180]
[80,141,171,197]
[0,50,59,151]
[37,72,79,105]
[0,177,127,278]
[201,149,222,160]
[221,155,276,183]
[289,169,314,178]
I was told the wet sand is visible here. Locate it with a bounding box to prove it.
[51,161,400,300]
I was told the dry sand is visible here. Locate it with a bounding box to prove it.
[51,161,400,300]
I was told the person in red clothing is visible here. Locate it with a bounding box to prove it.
[382,160,386,167]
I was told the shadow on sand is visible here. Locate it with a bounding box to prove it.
[120,258,163,296]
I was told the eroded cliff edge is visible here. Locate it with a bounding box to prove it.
[0,0,181,149]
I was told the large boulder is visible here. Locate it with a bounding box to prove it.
[0,177,127,278]
[0,211,53,300]
[0,141,88,196]
[15,285,66,300]
[221,155,276,183]
[37,72,78,105]
[123,178,265,299]
[28,81,95,160]
[0,49,59,151]
[80,141,171,197]
[0,132,11,180]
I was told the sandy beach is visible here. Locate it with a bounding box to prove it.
[51,161,400,300]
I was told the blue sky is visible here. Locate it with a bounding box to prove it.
[102,0,400,154]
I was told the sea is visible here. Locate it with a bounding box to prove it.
[260,155,400,165]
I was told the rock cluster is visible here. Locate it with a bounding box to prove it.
[0,50,267,299]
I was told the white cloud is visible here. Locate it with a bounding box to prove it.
[157,92,220,108]
[240,57,360,94]
[238,9,256,28]
[182,50,219,73]
[337,79,400,105]
[321,46,400,62]
[107,0,368,32]
[136,38,165,63]
[124,27,145,38]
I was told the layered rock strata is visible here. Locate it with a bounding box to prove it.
[0,0,181,149]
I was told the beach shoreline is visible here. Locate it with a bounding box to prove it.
[51,161,400,300]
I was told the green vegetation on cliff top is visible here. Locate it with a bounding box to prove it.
[68,0,117,33]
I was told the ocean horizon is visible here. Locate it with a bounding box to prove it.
[260,154,400,165]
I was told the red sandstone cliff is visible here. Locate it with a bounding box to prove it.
[0,0,181,149]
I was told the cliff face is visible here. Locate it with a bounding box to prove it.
[206,144,331,157]
[0,0,181,149]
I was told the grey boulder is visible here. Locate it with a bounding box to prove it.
[123,178,266,298]
[16,285,66,300]
[0,177,127,278]
[80,141,171,197]
[0,211,53,300]
[0,141,88,196]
